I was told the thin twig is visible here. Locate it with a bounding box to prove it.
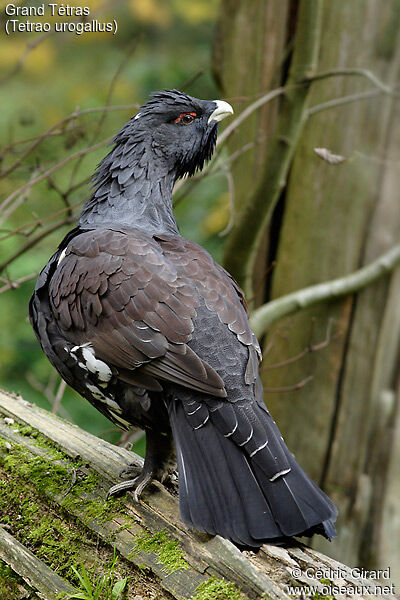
[52,380,67,415]
[179,70,205,91]
[0,273,38,294]
[0,136,112,224]
[246,261,276,307]
[217,86,295,149]
[0,32,51,84]
[302,67,395,95]
[0,168,40,225]
[218,169,236,237]
[0,197,85,243]
[173,141,253,202]
[264,375,314,393]
[0,104,138,180]
[25,371,70,419]
[308,88,389,117]
[0,218,74,274]
[261,319,334,370]
[68,38,142,188]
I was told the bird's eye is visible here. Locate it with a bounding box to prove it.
[174,112,197,125]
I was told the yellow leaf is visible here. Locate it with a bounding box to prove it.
[24,40,56,76]
[172,0,218,23]
[130,0,172,26]
[202,193,230,236]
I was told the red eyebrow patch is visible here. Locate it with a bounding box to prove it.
[174,112,197,123]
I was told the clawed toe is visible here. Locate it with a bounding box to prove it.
[109,431,175,503]
[106,472,153,502]
[106,477,139,499]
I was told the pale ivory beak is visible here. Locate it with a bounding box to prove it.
[208,100,234,124]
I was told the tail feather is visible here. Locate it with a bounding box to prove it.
[170,401,282,545]
[169,400,337,547]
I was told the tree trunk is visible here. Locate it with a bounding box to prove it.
[214,0,400,583]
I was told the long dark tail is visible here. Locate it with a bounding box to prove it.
[168,400,337,547]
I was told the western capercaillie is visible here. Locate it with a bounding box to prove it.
[29,90,337,547]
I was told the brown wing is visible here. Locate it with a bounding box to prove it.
[155,235,262,384]
[49,228,226,397]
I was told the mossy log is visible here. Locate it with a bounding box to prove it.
[0,389,398,600]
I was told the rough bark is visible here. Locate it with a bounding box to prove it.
[214,0,400,584]
[219,0,324,303]
[213,0,290,305]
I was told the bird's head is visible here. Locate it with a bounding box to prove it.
[114,89,234,179]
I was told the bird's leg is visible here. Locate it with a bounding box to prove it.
[107,430,176,502]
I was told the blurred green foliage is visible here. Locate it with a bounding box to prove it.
[0,0,229,452]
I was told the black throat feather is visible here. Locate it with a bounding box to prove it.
[79,94,218,234]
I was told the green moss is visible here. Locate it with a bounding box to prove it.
[0,475,83,581]
[132,530,189,574]
[19,425,38,437]
[0,432,130,527]
[4,421,68,461]
[190,576,247,600]
[0,436,132,582]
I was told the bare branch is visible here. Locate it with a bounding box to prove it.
[52,380,67,415]
[25,371,70,420]
[307,88,389,117]
[0,273,38,295]
[264,375,314,393]
[0,218,74,274]
[0,136,112,224]
[179,69,205,91]
[0,104,139,180]
[0,197,85,243]
[250,244,400,338]
[67,38,142,188]
[261,319,334,370]
[0,32,51,84]
[218,68,398,148]
[173,141,253,203]
[217,86,293,148]
[302,67,396,95]
[218,169,236,237]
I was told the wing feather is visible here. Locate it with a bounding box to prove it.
[49,228,226,397]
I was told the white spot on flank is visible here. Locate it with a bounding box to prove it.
[133,112,142,120]
[79,345,112,382]
[71,343,91,352]
[57,249,67,266]
[86,384,121,412]
[109,411,131,429]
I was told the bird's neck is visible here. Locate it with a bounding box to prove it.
[79,137,179,235]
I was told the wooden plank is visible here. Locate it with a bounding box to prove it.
[0,389,283,600]
[0,389,398,600]
[0,525,75,600]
